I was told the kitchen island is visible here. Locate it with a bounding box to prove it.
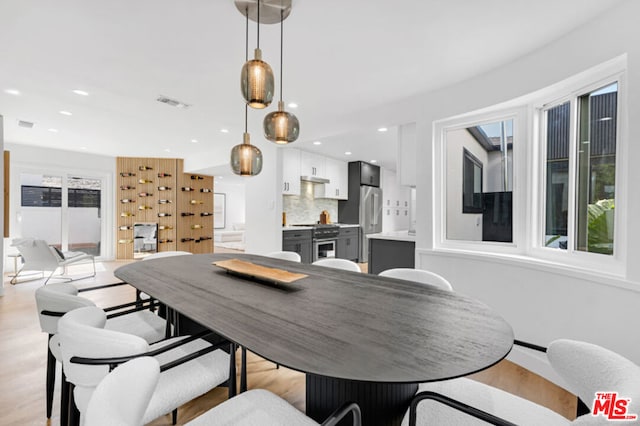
[367,230,416,274]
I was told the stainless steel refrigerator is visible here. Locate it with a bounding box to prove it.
[359,186,382,261]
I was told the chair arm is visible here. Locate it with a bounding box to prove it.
[104,299,159,317]
[513,339,547,353]
[77,281,130,293]
[322,402,362,426]
[409,390,518,426]
[69,331,226,372]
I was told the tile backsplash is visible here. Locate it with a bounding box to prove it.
[283,181,338,225]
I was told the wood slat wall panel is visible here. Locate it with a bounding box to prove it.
[177,166,213,254]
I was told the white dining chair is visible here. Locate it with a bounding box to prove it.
[11,238,95,285]
[84,357,160,426]
[58,306,231,425]
[266,250,302,262]
[34,282,167,421]
[403,339,640,425]
[84,353,361,426]
[379,268,453,291]
[312,258,361,273]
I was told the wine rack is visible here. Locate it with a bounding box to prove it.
[117,157,214,259]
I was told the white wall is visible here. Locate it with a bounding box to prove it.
[0,116,4,295]
[5,143,115,260]
[214,181,245,231]
[445,128,487,241]
[411,0,640,364]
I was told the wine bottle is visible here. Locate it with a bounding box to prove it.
[158,186,171,191]
[158,225,173,230]
[198,236,212,241]
[157,173,171,177]
[158,239,174,243]
[120,172,136,177]
[190,175,204,180]
[181,237,195,242]
[181,212,195,217]
[158,199,172,204]
[138,192,152,197]
[138,205,153,210]
[120,185,135,190]
[138,179,153,184]
[191,224,204,229]
[120,199,135,203]
[181,187,194,191]
[118,225,132,230]
[139,166,153,171]
[190,200,204,205]
[118,239,133,244]
[200,212,212,216]
[120,212,134,217]
[158,212,172,217]
[200,188,212,193]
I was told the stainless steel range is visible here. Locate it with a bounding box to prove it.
[292,224,340,262]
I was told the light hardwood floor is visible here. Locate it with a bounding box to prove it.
[0,256,576,425]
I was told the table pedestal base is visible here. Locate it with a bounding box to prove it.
[306,374,417,426]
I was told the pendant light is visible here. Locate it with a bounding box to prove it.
[240,0,274,109]
[231,8,263,176]
[263,8,299,144]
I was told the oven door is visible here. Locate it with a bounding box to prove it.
[314,239,336,262]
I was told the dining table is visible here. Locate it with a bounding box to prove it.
[115,253,514,425]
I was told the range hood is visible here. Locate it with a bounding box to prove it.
[300,175,330,184]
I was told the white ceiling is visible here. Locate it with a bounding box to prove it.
[0,0,625,178]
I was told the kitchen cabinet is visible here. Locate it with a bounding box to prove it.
[282,229,312,264]
[300,151,325,178]
[314,158,348,200]
[336,226,359,262]
[282,148,301,195]
[358,161,380,187]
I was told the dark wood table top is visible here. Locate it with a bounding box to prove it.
[115,253,513,383]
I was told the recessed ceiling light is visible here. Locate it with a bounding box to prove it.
[288,102,298,109]
[4,89,21,96]
[48,128,59,133]
[80,147,88,150]
[377,127,388,132]
[72,89,89,96]
[59,110,73,116]
[218,176,224,179]
[164,148,171,153]
[220,129,229,133]
[191,139,198,143]
[370,160,377,163]
[313,141,322,145]
[345,151,352,155]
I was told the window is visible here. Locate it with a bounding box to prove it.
[462,149,483,213]
[543,82,618,256]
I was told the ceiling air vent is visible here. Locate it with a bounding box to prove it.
[156,95,191,109]
[17,120,35,129]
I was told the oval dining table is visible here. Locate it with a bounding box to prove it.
[115,253,514,425]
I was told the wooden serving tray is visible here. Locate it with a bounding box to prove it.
[213,259,308,284]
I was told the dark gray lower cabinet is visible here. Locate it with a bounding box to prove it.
[282,229,313,264]
[336,227,359,262]
[368,238,415,275]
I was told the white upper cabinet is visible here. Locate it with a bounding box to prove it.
[314,157,348,200]
[300,151,325,178]
[282,148,301,195]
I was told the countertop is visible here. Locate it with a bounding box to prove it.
[283,223,360,230]
[366,230,416,242]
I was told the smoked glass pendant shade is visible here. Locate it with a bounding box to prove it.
[230,133,263,176]
[241,48,274,109]
[264,101,300,144]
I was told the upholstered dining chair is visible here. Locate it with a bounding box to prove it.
[312,258,361,272]
[58,306,232,426]
[84,357,160,426]
[379,268,453,292]
[11,238,95,285]
[35,282,167,422]
[403,339,640,425]
[266,250,302,262]
[85,356,362,426]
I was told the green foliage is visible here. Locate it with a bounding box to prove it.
[587,199,614,254]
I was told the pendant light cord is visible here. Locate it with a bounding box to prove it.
[257,0,260,49]
[280,9,283,103]
[244,7,249,135]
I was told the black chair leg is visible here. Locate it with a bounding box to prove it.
[61,372,70,426]
[68,383,80,426]
[172,408,178,425]
[229,343,237,398]
[46,337,56,418]
[240,347,247,393]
